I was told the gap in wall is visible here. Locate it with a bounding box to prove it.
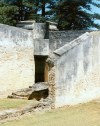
[34,55,48,83]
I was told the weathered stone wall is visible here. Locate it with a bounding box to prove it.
[53,32,100,107]
[0,22,99,108]
[34,39,49,56]
[0,24,35,97]
[48,67,56,108]
[49,30,91,51]
[32,23,48,39]
[17,21,48,39]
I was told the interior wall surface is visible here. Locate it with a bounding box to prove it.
[0,24,35,97]
[54,32,100,107]
[49,30,92,51]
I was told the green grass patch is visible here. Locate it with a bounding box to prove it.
[0,101,100,126]
[0,99,35,110]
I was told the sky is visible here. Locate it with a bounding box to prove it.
[91,0,100,25]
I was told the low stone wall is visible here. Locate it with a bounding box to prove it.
[53,31,100,107]
[0,24,35,97]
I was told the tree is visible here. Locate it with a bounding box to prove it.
[0,2,18,25]
[9,0,35,21]
[10,0,56,22]
[33,0,56,22]
[1,0,36,22]
[54,0,100,30]
[0,0,57,24]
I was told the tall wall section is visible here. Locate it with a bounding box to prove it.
[53,31,100,107]
[0,24,35,97]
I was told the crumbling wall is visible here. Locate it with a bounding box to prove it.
[53,32,100,107]
[0,24,35,97]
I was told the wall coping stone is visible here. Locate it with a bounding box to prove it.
[0,23,31,33]
[53,32,90,56]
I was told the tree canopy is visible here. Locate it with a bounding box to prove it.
[0,0,100,30]
[54,0,100,30]
[0,2,17,25]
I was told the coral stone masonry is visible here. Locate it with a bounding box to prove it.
[0,21,100,108]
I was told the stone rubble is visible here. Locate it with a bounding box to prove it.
[8,82,49,100]
[0,98,52,122]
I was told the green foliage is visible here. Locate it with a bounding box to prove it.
[29,0,56,22]
[54,0,100,30]
[2,0,53,23]
[10,0,34,21]
[0,2,18,25]
[0,0,100,29]
[0,0,36,22]
[94,13,100,20]
[0,101,100,126]
[0,98,38,110]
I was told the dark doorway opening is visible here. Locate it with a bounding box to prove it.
[35,56,48,83]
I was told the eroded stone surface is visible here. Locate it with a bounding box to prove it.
[0,99,52,122]
[8,82,49,101]
[0,22,100,108]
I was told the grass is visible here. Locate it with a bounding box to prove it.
[0,99,35,110]
[0,100,100,126]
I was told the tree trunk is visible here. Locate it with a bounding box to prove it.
[34,1,39,14]
[41,0,45,17]
[18,0,23,21]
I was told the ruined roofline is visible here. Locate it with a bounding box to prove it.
[46,21,58,25]
[49,30,100,38]
[53,32,90,56]
[89,30,100,35]
[18,20,35,24]
[53,31,100,56]
[0,23,31,34]
[0,23,33,48]
[49,30,98,33]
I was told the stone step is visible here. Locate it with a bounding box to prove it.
[8,82,49,100]
[11,88,32,97]
[7,87,33,99]
[7,95,27,99]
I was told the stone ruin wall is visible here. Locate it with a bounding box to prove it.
[0,22,50,98]
[53,31,100,107]
[0,22,100,108]
[0,24,35,97]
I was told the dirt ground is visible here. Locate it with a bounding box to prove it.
[0,99,100,126]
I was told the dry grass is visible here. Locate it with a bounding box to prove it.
[0,100,100,126]
[0,99,35,110]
